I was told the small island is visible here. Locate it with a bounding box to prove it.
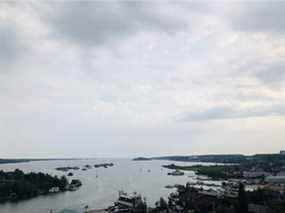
[94,163,114,168]
[132,157,152,161]
[84,164,92,169]
[0,169,82,203]
[55,166,80,172]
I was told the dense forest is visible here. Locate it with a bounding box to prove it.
[0,169,69,202]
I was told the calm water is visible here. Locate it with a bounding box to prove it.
[0,159,216,213]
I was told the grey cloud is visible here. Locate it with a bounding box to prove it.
[235,60,285,87]
[1,1,285,157]
[253,63,285,86]
[41,2,187,47]
[0,22,25,71]
[180,105,285,122]
[228,2,285,34]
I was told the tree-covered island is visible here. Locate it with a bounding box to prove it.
[132,157,152,161]
[0,169,82,203]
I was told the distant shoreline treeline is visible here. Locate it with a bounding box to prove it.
[0,158,80,165]
[133,153,285,164]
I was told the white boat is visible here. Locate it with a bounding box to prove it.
[167,170,184,176]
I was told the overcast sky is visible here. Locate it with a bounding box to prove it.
[0,1,284,158]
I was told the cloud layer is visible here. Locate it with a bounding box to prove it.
[0,1,284,157]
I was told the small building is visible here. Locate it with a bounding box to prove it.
[49,187,59,193]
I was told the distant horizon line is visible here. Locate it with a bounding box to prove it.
[1,150,284,160]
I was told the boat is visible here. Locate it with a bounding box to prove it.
[67,179,82,191]
[197,176,212,181]
[167,170,184,176]
[165,185,175,189]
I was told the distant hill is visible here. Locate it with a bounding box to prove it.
[152,154,246,163]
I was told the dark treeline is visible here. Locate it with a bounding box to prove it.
[0,159,30,164]
[0,158,80,165]
[140,153,285,164]
[0,169,68,202]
